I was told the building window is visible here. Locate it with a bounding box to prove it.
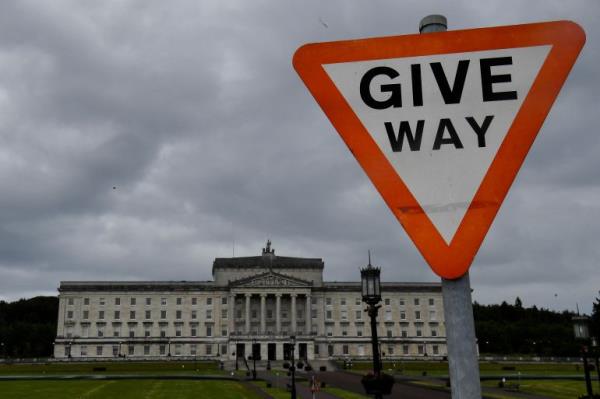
[221,328,227,337]
[340,298,346,306]
[205,345,212,355]
[99,311,105,320]
[388,346,394,355]
[326,310,332,320]
[403,345,409,355]
[129,329,135,338]
[130,297,136,306]
[66,297,74,306]
[431,329,438,337]
[114,329,120,338]
[340,310,348,320]
[221,309,227,319]
[128,345,134,356]
[82,325,89,337]
[312,297,318,305]
[99,298,105,306]
[144,345,150,355]
[251,310,257,319]
[355,298,361,306]
[80,346,87,356]
[130,311,136,320]
[176,298,182,305]
[221,344,227,355]
[429,298,435,306]
[206,310,212,320]
[84,298,90,306]
[206,297,212,306]
[221,297,227,305]
[176,310,182,319]
[387,329,393,338]
[161,298,167,306]
[145,310,151,319]
[414,298,420,306]
[385,310,392,321]
[342,328,348,336]
[399,298,405,306]
[191,327,197,337]
[355,310,362,320]
[160,345,166,355]
[326,298,332,306]
[342,345,349,355]
[401,330,407,338]
[415,311,421,320]
[160,328,166,338]
[146,298,152,306]
[145,329,151,337]
[429,310,436,321]
[175,327,182,337]
[314,345,320,355]
[357,330,363,337]
[416,329,422,337]
[418,345,424,355]
[112,297,119,306]
[191,310,197,320]
[328,345,334,356]
[432,345,439,355]
[160,310,166,319]
[206,326,212,337]
[311,309,317,319]
[112,345,119,357]
[400,312,406,320]
[96,346,103,356]
[384,298,391,306]
[83,310,89,319]
[67,311,73,319]
[113,311,120,320]
[190,344,197,356]
[326,326,333,337]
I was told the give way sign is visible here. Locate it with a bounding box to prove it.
[293,21,585,279]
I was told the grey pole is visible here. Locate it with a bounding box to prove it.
[419,15,482,399]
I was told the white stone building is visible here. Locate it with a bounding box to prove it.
[54,243,447,361]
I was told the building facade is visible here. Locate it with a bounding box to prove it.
[54,243,446,361]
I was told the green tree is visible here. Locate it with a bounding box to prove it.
[591,291,600,340]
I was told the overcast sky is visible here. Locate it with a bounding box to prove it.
[0,0,598,314]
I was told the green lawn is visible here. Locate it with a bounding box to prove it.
[0,361,222,375]
[0,379,262,399]
[346,360,583,377]
[483,379,596,399]
[252,380,293,399]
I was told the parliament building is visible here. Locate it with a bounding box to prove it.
[54,242,447,362]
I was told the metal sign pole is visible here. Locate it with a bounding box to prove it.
[419,15,482,399]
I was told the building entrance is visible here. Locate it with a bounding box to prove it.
[236,343,245,360]
[268,343,276,361]
[299,343,307,360]
[283,343,293,361]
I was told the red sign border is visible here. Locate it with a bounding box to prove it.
[293,21,585,279]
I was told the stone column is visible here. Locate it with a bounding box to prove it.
[260,293,266,334]
[305,293,311,335]
[229,293,235,337]
[245,293,251,333]
[275,294,281,334]
[291,293,297,334]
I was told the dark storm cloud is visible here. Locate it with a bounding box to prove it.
[0,0,598,313]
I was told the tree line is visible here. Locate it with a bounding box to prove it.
[0,295,598,358]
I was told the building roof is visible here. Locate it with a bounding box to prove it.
[212,255,324,275]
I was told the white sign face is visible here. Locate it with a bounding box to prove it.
[324,46,550,243]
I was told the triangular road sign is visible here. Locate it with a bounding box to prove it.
[293,21,585,279]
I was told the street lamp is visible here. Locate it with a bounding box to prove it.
[360,259,392,399]
[290,335,297,399]
[251,338,258,380]
[572,315,594,398]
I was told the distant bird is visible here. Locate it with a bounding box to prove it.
[319,17,328,28]
[113,186,117,190]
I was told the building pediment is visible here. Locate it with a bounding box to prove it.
[230,271,311,288]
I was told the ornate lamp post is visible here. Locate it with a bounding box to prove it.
[360,258,393,398]
[290,335,297,399]
[573,315,594,398]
